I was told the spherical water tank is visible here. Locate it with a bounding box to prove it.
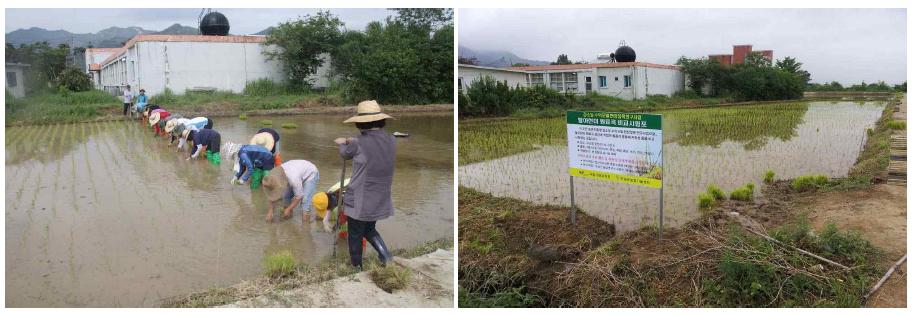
[199,12,230,36]
[614,45,636,62]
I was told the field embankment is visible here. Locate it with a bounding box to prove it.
[459,95,904,307]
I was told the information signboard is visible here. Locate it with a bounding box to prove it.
[566,111,663,188]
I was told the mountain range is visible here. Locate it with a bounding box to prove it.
[6,24,203,48]
[459,45,550,68]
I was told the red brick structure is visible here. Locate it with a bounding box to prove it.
[708,45,773,66]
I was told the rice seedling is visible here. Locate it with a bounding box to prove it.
[763,170,775,183]
[260,119,273,126]
[698,192,715,209]
[729,185,753,201]
[263,250,296,278]
[281,123,297,129]
[370,264,412,293]
[706,184,726,200]
[791,174,830,192]
[238,113,248,120]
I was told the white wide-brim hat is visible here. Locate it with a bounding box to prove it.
[165,119,179,133]
[149,112,161,126]
[343,100,394,124]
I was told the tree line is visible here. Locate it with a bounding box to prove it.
[6,42,93,94]
[676,52,811,101]
[263,8,453,104]
[807,80,906,92]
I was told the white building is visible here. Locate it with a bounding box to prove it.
[459,62,685,101]
[5,63,30,98]
[91,34,331,96]
[458,64,528,93]
[84,48,120,88]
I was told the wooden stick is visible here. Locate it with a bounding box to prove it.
[864,254,907,300]
[744,227,850,270]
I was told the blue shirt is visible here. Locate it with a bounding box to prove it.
[235,145,275,181]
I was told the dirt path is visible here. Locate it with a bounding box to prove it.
[796,184,907,307]
[219,249,453,308]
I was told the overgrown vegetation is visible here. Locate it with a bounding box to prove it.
[886,120,906,130]
[5,89,120,124]
[677,53,810,101]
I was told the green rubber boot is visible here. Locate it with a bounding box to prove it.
[210,152,221,165]
[250,168,265,189]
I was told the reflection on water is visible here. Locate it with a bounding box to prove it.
[460,101,883,231]
[5,113,453,307]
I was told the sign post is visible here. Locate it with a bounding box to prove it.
[565,111,664,240]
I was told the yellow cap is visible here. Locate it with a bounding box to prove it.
[312,192,328,218]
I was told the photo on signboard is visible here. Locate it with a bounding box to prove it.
[457,8,907,308]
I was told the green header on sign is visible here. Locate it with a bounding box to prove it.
[566,110,662,130]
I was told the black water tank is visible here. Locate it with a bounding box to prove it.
[614,45,636,62]
[199,12,230,36]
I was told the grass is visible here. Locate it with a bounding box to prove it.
[5,90,120,125]
[263,250,296,278]
[886,120,906,130]
[369,264,412,293]
[163,237,451,307]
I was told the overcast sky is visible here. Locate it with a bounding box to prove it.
[460,9,906,85]
[5,8,392,35]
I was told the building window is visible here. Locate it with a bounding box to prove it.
[528,73,544,86]
[563,72,578,92]
[585,76,592,92]
[624,75,632,88]
[599,76,607,88]
[6,72,17,87]
[549,73,564,92]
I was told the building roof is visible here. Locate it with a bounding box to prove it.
[507,62,681,72]
[459,64,528,73]
[99,34,268,68]
[89,63,101,71]
[86,48,122,53]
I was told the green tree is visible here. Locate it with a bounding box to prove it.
[552,54,572,65]
[389,8,453,29]
[263,11,344,91]
[55,67,93,92]
[5,41,70,92]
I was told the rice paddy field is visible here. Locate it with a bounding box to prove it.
[4,113,453,307]
[459,100,885,231]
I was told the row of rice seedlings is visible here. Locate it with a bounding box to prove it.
[80,122,101,205]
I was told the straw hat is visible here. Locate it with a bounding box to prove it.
[149,112,161,126]
[343,100,393,123]
[250,132,275,152]
[165,119,180,133]
[262,167,289,202]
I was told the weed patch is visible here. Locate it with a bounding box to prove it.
[370,264,411,293]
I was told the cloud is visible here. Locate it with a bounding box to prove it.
[460,8,906,84]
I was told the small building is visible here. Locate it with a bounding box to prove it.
[94,34,332,96]
[84,48,121,88]
[508,62,685,100]
[5,63,30,98]
[458,64,528,93]
[709,44,773,66]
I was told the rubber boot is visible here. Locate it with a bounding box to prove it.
[348,233,364,269]
[367,234,393,266]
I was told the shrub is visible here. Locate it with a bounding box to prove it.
[790,174,829,192]
[55,68,93,92]
[698,192,715,209]
[706,184,726,200]
[763,170,775,183]
[370,264,411,293]
[887,120,906,130]
[263,250,296,278]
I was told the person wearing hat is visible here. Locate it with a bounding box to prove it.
[250,132,275,153]
[149,109,171,137]
[188,128,222,165]
[159,115,182,142]
[257,128,282,166]
[261,160,320,223]
[228,143,276,189]
[334,100,396,269]
[143,104,160,121]
[171,117,210,150]
[133,89,148,118]
[311,177,351,233]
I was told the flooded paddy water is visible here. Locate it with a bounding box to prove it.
[460,101,884,232]
[5,113,453,307]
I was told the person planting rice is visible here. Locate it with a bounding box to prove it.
[149,109,171,137]
[187,128,222,165]
[261,160,320,223]
[225,142,275,189]
[250,128,281,166]
[335,100,396,269]
[159,115,183,143]
[311,178,351,233]
[169,117,210,150]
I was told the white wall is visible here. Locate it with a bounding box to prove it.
[5,66,27,98]
[595,67,637,99]
[590,66,683,100]
[458,66,527,92]
[99,41,332,97]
